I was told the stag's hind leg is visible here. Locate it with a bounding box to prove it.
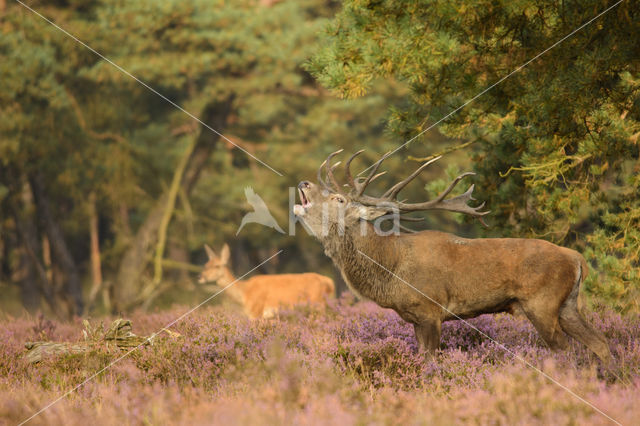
[559,292,612,363]
[558,264,612,364]
[559,307,611,363]
[520,301,568,351]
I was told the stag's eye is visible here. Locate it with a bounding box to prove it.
[332,195,345,203]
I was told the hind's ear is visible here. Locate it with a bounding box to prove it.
[220,244,230,264]
[204,244,216,260]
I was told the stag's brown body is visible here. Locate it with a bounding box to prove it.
[199,244,334,319]
[295,150,611,363]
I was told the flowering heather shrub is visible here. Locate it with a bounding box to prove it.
[1,296,639,425]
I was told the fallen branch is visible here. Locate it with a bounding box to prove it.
[24,319,179,363]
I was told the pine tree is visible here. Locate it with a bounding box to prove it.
[1,0,407,312]
[308,0,640,311]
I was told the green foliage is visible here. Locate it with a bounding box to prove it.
[309,0,640,311]
[4,0,638,312]
[1,0,413,311]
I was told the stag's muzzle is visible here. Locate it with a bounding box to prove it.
[294,181,312,216]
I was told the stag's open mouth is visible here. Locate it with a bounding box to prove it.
[299,188,311,207]
[294,187,312,217]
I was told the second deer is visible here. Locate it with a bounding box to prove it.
[199,244,334,319]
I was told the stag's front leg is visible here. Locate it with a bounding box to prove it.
[414,319,441,355]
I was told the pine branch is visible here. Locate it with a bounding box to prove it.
[407,138,481,163]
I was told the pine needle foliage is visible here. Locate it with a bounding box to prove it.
[308,0,640,312]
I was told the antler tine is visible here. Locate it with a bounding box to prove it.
[345,149,365,191]
[439,185,490,227]
[329,161,343,192]
[432,172,476,203]
[325,149,344,193]
[396,179,490,220]
[317,159,331,192]
[399,224,418,233]
[382,156,442,200]
[338,150,490,225]
[399,215,425,222]
[369,171,387,183]
[357,151,392,196]
[354,172,386,184]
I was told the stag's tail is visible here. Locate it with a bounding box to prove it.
[576,256,589,313]
[558,257,612,364]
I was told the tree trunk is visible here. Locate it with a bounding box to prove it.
[87,192,103,313]
[152,137,197,288]
[15,238,40,312]
[6,178,60,314]
[118,202,132,237]
[42,236,53,286]
[29,172,84,316]
[113,97,234,311]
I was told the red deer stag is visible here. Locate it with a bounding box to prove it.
[199,244,334,319]
[293,150,611,363]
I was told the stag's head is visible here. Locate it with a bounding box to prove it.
[198,244,231,284]
[294,150,489,238]
[294,179,386,236]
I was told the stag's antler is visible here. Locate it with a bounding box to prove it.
[318,149,344,193]
[319,150,490,226]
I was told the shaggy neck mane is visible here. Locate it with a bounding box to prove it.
[320,221,400,304]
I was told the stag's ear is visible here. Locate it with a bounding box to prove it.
[357,206,388,221]
[204,244,216,260]
[220,243,231,264]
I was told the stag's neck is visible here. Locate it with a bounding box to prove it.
[320,222,401,306]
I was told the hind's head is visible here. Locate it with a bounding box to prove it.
[198,244,231,284]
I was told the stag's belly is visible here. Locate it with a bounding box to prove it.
[441,272,524,320]
[443,297,520,321]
